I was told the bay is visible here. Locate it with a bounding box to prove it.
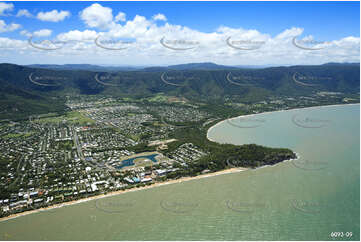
[0,104,359,241]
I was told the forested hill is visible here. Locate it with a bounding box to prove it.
[0,62,359,119]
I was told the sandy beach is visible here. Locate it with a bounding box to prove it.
[0,167,248,222]
[1,103,358,223]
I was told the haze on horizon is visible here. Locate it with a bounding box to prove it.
[0,1,359,66]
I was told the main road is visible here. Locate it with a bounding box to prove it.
[72,126,102,171]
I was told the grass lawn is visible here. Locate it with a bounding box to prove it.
[35,111,95,125]
[147,94,168,103]
[2,132,34,139]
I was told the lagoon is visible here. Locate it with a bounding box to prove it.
[116,154,159,169]
[0,104,359,240]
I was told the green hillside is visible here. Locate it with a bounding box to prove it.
[0,63,359,120]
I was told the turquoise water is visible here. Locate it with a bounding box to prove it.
[0,104,359,240]
[116,154,158,169]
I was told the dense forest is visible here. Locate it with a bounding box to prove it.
[0,63,359,119]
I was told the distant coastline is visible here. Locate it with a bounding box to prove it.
[206,103,360,143]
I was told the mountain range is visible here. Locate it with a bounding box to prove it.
[0,62,359,120]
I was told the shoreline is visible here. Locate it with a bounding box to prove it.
[0,167,248,222]
[206,102,360,142]
[1,102,358,223]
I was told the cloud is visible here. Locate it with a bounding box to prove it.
[37,10,70,22]
[33,29,52,37]
[57,29,98,41]
[0,20,21,33]
[21,29,52,38]
[0,8,358,65]
[115,12,126,22]
[16,9,33,18]
[80,3,114,29]
[108,15,153,38]
[0,37,27,49]
[152,13,167,21]
[61,13,360,65]
[275,27,303,39]
[20,30,31,37]
[0,2,13,16]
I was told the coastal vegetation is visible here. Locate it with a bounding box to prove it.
[0,62,358,219]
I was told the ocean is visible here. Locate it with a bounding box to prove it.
[0,104,359,241]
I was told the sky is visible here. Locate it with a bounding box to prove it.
[0,1,359,66]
